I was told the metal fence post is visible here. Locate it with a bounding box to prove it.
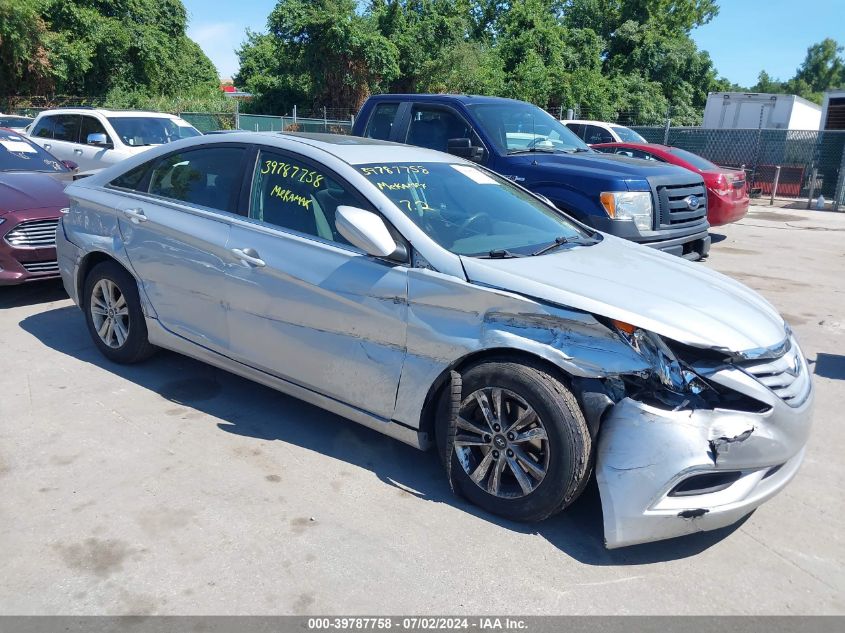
[662,107,671,145]
[566,108,574,120]
[323,106,327,133]
[770,166,781,205]
[833,144,845,212]
[234,99,240,130]
[806,168,818,209]
[293,105,297,126]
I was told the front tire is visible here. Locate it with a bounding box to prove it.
[436,361,591,522]
[83,260,155,364]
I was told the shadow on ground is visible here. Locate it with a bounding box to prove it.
[19,305,743,566]
[814,353,845,380]
[0,279,67,309]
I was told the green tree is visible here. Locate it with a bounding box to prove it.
[0,0,53,96]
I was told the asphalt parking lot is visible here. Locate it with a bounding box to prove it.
[1,204,843,615]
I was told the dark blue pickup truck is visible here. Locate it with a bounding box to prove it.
[352,95,711,259]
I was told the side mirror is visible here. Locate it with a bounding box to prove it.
[447,137,485,163]
[87,133,110,147]
[335,206,399,258]
[62,160,79,172]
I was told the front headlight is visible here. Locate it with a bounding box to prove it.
[600,191,653,231]
[612,321,704,394]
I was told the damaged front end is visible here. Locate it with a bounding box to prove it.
[594,324,813,548]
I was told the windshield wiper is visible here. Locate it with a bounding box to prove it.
[530,236,570,256]
[485,248,524,259]
[506,147,558,155]
[560,147,592,154]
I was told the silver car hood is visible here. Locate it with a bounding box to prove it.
[460,235,787,354]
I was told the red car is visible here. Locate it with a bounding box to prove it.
[0,128,75,285]
[593,143,750,226]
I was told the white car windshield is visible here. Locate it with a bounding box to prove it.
[356,162,597,257]
[107,117,201,147]
[469,103,590,154]
[611,126,647,143]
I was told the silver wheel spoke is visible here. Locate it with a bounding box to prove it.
[105,319,116,346]
[506,456,534,495]
[491,387,503,422]
[113,318,128,346]
[454,434,490,447]
[97,317,111,339]
[470,450,495,484]
[456,415,489,437]
[504,406,536,434]
[115,306,129,317]
[512,445,545,480]
[114,293,126,310]
[91,306,108,316]
[92,296,108,311]
[487,456,506,495]
[513,427,548,443]
[474,391,496,430]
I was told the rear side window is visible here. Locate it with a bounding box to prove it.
[364,103,398,140]
[31,117,55,139]
[110,162,150,191]
[52,115,82,143]
[140,146,244,211]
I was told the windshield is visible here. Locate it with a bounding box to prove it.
[469,103,590,154]
[107,117,201,146]
[356,162,595,257]
[668,147,718,171]
[0,131,68,173]
[611,126,646,143]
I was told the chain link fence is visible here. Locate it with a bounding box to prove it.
[630,126,845,201]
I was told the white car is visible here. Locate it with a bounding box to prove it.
[27,108,201,172]
[0,113,34,134]
[562,119,647,145]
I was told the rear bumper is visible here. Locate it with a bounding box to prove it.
[708,191,749,226]
[596,341,813,548]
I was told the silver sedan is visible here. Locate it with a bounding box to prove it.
[56,132,812,548]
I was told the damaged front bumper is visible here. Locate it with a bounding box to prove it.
[596,340,813,548]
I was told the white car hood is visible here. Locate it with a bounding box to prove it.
[461,235,787,354]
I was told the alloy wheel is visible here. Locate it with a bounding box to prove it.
[454,387,551,498]
[90,279,130,349]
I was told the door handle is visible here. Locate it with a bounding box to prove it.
[44,143,51,150]
[122,208,147,223]
[231,247,266,268]
[73,148,83,154]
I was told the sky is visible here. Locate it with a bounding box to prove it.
[184,0,845,87]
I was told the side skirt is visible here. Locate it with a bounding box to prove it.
[145,317,429,451]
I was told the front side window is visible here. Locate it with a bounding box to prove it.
[406,106,477,153]
[80,116,113,146]
[52,115,82,143]
[356,162,594,256]
[107,117,201,147]
[471,104,589,154]
[364,103,398,140]
[668,147,718,171]
[583,125,614,144]
[249,149,353,247]
[31,117,55,139]
[145,146,244,211]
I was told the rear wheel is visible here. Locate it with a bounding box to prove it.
[83,260,155,364]
[436,361,591,521]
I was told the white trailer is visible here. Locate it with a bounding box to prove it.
[703,92,821,130]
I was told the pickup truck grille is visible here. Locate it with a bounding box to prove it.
[656,183,708,229]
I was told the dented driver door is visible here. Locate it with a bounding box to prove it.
[222,148,409,420]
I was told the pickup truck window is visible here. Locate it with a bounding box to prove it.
[364,103,398,140]
[356,162,593,257]
[470,103,589,155]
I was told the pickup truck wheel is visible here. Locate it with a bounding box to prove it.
[436,361,591,522]
[83,261,155,364]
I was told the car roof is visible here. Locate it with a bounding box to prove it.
[365,93,531,106]
[561,120,631,127]
[222,131,465,166]
[592,142,672,151]
[34,108,182,119]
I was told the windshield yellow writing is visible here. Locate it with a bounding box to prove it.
[377,181,427,191]
[360,165,430,176]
